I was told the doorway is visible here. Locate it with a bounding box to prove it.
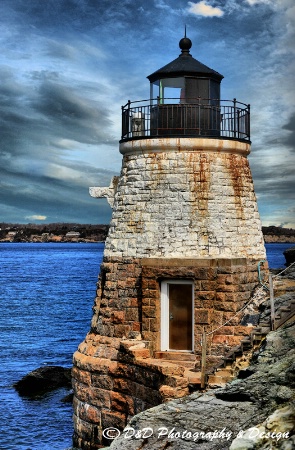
[161,280,194,351]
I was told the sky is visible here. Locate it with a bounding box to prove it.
[0,0,294,227]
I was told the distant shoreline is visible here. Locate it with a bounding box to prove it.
[0,223,109,244]
[3,239,294,242]
[0,239,104,244]
[263,237,295,244]
[0,223,295,244]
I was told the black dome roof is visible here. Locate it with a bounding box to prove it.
[147,36,223,83]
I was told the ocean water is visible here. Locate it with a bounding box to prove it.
[0,241,292,450]
[0,243,104,450]
[265,242,293,270]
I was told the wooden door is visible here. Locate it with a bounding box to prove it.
[161,281,193,351]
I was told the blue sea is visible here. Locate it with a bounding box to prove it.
[0,243,104,450]
[0,242,292,450]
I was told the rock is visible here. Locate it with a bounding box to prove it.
[14,366,71,396]
[61,391,74,403]
[283,247,295,266]
[230,404,295,450]
[109,322,295,450]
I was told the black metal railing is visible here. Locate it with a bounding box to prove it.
[121,98,250,142]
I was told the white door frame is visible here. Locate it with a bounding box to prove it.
[160,279,194,352]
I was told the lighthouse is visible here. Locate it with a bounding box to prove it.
[73,35,266,449]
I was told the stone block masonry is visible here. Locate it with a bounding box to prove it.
[72,256,267,449]
[103,138,266,261]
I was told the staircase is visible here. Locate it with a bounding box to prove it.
[206,296,295,388]
[272,299,295,328]
[131,288,295,396]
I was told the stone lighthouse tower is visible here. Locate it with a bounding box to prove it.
[72,35,266,449]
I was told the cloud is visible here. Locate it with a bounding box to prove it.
[155,0,173,10]
[188,1,224,17]
[245,0,271,5]
[0,0,293,227]
[282,113,295,151]
[33,80,114,145]
[0,67,117,224]
[45,40,78,60]
[25,215,47,221]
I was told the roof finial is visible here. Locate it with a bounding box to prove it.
[179,28,192,56]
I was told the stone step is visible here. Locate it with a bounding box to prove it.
[207,373,234,387]
[260,326,270,333]
[214,360,226,370]
[184,369,201,384]
[279,306,291,312]
[140,358,188,377]
[229,344,245,357]
[159,359,195,369]
[241,338,252,349]
[231,345,243,356]
[215,357,236,369]
[215,368,234,376]
[224,355,235,364]
[252,332,265,341]
[154,351,195,361]
[252,326,262,332]
[275,306,295,329]
[131,348,151,359]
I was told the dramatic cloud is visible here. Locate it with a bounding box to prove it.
[188,1,224,17]
[25,215,47,221]
[282,113,295,150]
[0,0,293,226]
[245,0,272,5]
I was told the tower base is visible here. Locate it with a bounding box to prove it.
[72,256,267,449]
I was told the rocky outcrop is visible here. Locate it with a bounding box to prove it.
[284,247,295,266]
[109,320,295,449]
[230,405,295,450]
[14,366,71,396]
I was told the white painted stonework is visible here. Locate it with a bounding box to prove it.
[89,176,119,207]
[92,138,266,260]
[119,137,251,156]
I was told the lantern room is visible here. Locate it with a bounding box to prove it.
[147,35,223,105]
[121,34,250,141]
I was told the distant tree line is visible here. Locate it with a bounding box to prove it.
[262,226,295,237]
[0,223,109,241]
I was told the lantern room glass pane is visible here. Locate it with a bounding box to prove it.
[151,77,185,104]
[150,77,219,105]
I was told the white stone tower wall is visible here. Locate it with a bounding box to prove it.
[104,138,265,260]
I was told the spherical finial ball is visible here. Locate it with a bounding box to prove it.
[179,37,192,52]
